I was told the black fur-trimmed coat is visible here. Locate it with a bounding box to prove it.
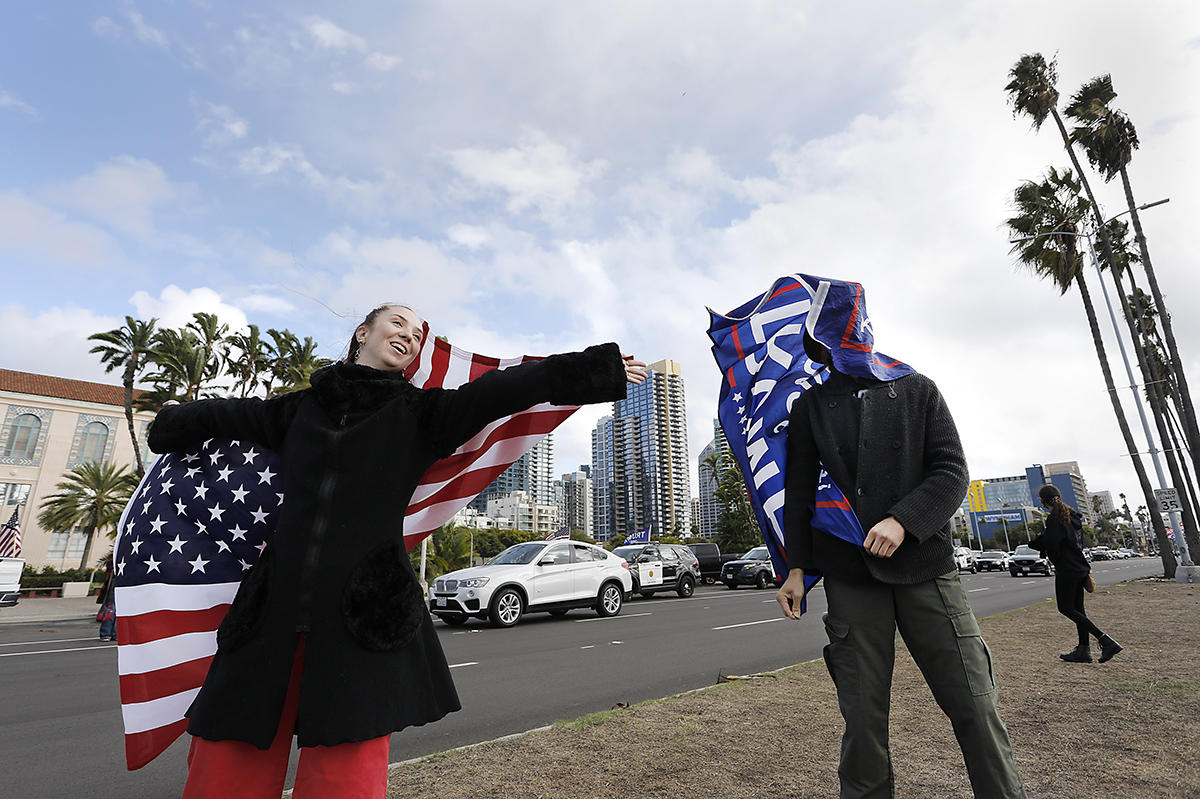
[148,343,627,749]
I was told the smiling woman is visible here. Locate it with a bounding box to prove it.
[345,303,425,370]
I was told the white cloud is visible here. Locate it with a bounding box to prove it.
[447,130,607,219]
[0,190,122,267]
[331,80,359,95]
[0,90,38,119]
[304,16,366,52]
[43,156,177,240]
[128,285,250,332]
[237,293,296,314]
[0,305,122,383]
[194,99,248,146]
[125,7,168,50]
[365,52,401,71]
[91,16,122,39]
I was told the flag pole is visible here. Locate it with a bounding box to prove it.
[420,536,428,583]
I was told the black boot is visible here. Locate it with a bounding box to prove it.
[1060,645,1092,663]
[1098,634,1123,663]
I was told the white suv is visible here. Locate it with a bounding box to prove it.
[428,540,633,628]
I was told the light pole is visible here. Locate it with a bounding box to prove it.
[1010,200,1192,568]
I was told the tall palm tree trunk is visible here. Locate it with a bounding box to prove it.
[1075,271,1177,576]
[122,356,145,478]
[1114,268,1200,558]
[1120,165,1200,482]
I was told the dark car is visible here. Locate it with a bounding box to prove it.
[1009,544,1053,577]
[611,543,700,598]
[686,542,723,584]
[720,546,779,589]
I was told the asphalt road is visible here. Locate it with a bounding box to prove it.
[0,558,1160,798]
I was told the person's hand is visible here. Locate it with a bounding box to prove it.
[622,354,648,385]
[775,568,807,620]
[863,516,905,558]
[162,400,181,408]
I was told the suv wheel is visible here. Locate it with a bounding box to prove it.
[596,582,623,617]
[677,574,695,598]
[440,612,469,627]
[489,588,524,628]
[755,571,770,590]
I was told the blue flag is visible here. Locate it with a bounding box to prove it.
[624,528,651,545]
[707,274,913,613]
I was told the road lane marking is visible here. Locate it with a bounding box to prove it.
[712,618,785,631]
[1021,581,1037,585]
[968,588,990,593]
[0,636,100,647]
[449,661,478,669]
[0,644,116,658]
[574,612,652,623]
[580,645,595,650]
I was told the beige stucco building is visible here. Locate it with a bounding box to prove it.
[0,368,155,570]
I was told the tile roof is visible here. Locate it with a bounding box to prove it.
[0,368,145,408]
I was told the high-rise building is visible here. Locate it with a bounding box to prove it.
[591,359,691,541]
[485,490,560,536]
[1029,461,1093,526]
[468,433,555,513]
[1089,490,1116,518]
[697,419,731,539]
[557,469,592,538]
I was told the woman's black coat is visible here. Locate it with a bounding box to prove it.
[148,343,627,748]
[1029,509,1090,576]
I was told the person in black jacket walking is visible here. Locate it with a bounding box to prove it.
[776,294,1024,798]
[149,302,647,799]
[1029,484,1122,664]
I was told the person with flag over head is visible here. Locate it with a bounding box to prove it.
[148,302,647,799]
[774,281,1025,798]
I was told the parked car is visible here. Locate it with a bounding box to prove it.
[720,546,779,589]
[953,547,977,573]
[686,542,723,584]
[1090,546,1112,561]
[428,540,632,628]
[1009,544,1054,577]
[975,550,1009,572]
[611,543,700,598]
[0,556,23,607]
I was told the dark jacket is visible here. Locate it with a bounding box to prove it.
[783,370,968,584]
[1029,510,1090,576]
[148,343,626,749]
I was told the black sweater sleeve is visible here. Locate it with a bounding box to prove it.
[418,343,628,458]
[783,394,820,572]
[147,391,305,454]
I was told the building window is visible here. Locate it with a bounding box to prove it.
[0,483,31,508]
[46,527,87,561]
[79,421,110,463]
[4,414,41,459]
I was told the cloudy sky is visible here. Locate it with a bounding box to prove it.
[2,2,1197,510]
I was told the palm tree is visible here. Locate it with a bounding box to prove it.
[38,461,138,569]
[1065,74,1200,491]
[266,329,332,395]
[1004,168,1177,577]
[88,316,156,477]
[226,324,271,398]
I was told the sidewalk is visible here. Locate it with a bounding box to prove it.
[385,578,1200,799]
[0,596,100,625]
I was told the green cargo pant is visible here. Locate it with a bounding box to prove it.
[822,571,1025,799]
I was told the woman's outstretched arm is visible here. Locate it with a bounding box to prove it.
[148,392,305,454]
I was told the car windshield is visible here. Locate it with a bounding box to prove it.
[743,547,768,560]
[488,542,546,565]
[1014,545,1038,556]
[979,552,1004,559]
[611,546,645,564]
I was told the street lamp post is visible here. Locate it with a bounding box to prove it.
[1010,199,1192,572]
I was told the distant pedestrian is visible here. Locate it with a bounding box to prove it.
[1029,484,1122,664]
[96,558,116,642]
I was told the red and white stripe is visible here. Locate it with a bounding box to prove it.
[116,333,578,770]
[0,508,21,558]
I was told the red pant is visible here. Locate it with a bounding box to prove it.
[182,638,390,799]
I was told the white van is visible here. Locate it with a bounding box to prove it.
[0,557,25,606]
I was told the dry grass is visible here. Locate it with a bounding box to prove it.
[387,580,1200,798]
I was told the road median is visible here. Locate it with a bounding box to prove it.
[387,578,1200,799]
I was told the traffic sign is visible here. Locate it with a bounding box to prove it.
[1154,488,1181,513]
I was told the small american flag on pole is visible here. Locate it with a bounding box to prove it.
[113,333,579,769]
[0,507,21,558]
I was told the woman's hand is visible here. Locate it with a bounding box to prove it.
[622,354,648,385]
